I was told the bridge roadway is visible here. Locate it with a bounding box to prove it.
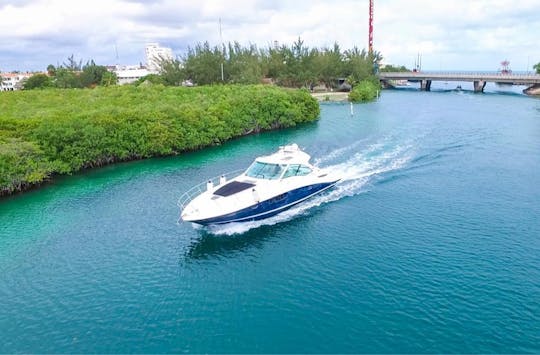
[378,72,540,92]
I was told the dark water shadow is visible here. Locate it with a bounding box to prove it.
[184,226,275,260]
[385,86,534,98]
[484,90,529,98]
[384,86,420,92]
[182,206,326,261]
[410,142,467,165]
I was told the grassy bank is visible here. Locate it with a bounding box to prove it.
[0,84,319,196]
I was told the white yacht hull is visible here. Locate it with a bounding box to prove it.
[179,144,340,226]
[182,179,339,225]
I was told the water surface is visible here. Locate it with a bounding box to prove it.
[1,90,539,353]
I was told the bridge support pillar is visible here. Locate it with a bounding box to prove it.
[473,80,486,93]
[420,80,431,91]
[380,80,393,89]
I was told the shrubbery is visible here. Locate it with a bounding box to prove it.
[0,85,319,195]
[349,80,380,102]
[24,58,117,90]
[534,62,540,74]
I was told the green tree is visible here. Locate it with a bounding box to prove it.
[80,60,109,87]
[273,38,318,88]
[534,62,540,74]
[261,46,287,81]
[133,74,163,86]
[101,71,117,86]
[226,42,262,84]
[54,67,82,88]
[46,64,56,76]
[158,58,185,86]
[349,80,379,102]
[182,42,224,85]
[110,39,387,90]
[343,47,382,86]
[63,54,82,71]
[314,43,343,89]
[380,64,410,72]
[23,73,52,89]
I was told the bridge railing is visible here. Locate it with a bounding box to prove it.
[379,71,540,78]
[378,72,540,84]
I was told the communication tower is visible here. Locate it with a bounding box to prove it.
[499,60,512,75]
[368,0,374,53]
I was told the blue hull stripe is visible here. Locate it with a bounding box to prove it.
[191,181,339,225]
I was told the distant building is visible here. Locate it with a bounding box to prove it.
[1,72,33,91]
[145,43,173,72]
[113,65,151,85]
[108,43,175,85]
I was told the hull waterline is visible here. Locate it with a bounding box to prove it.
[185,180,339,226]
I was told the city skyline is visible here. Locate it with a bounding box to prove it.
[1,0,539,72]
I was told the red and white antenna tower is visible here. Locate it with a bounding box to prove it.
[368,0,374,53]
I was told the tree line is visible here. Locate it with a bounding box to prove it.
[23,55,117,89]
[157,38,384,89]
[23,39,386,91]
[0,85,319,195]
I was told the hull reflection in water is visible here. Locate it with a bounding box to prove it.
[179,144,340,225]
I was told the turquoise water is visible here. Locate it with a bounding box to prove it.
[1,90,539,353]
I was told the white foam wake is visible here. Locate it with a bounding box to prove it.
[200,139,414,235]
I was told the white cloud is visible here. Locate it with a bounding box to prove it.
[374,0,540,70]
[0,0,539,71]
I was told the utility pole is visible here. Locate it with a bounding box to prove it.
[114,43,119,68]
[219,18,224,81]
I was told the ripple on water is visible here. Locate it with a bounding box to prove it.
[1,91,539,353]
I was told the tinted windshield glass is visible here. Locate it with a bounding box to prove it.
[245,161,286,180]
[283,164,312,178]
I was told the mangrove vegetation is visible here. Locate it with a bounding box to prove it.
[2,39,387,196]
[0,85,319,195]
[348,80,380,102]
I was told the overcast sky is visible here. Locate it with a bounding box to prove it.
[1,0,539,72]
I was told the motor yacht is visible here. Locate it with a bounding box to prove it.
[179,144,340,225]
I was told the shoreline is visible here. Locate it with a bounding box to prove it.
[523,84,540,96]
[311,92,349,102]
[0,85,320,198]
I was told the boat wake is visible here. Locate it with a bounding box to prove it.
[196,139,415,235]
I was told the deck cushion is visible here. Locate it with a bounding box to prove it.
[214,181,255,197]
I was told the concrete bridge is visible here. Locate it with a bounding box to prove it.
[378,72,540,92]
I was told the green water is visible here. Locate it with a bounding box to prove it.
[1,89,539,353]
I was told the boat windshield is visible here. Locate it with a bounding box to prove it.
[245,161,286,180]
[282,164,312,178]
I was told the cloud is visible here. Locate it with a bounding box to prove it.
[0,0,539,72]
[374,0,540,70]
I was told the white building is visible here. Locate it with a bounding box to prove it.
[1,72,33,91]
[109,43,175,85]
[145,43,173,72]
[113,65,151,85]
